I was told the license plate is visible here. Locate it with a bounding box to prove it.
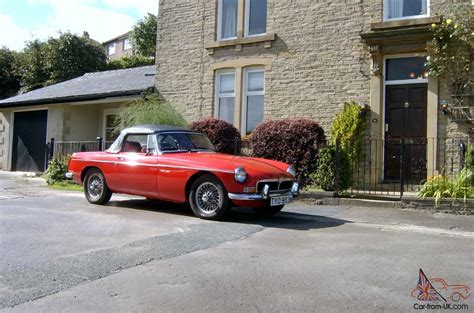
[270,196,292,206]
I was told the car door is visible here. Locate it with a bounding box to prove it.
[113,133,158,197]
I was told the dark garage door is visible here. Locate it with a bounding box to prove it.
[12,110,48,172]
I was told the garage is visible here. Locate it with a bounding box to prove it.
[12,110,48,172]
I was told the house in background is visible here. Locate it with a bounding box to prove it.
[155,0,472,185]
[103,32,133,60]
[0,66,155,172]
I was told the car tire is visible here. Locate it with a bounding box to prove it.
[84,168,112,205]
[189,174,230,220]
[254,205,284,217]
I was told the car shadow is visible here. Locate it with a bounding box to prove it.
[108,198,195,218]
[107,199,349,231]
[228,207,349,231]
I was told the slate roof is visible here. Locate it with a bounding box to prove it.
[103,32,131,45]
[0,65,156,108]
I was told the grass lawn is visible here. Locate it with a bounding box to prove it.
[48,180,83,192]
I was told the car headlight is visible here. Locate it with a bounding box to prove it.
[287,165,296,177]
[234,166,247,183]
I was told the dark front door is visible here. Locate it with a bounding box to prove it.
[12,110,48,172]
[384,84,427,182]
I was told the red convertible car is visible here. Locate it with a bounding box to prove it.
[67,125,299,220]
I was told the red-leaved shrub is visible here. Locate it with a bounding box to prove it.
[250,118,326,186]
[189,118,241,154]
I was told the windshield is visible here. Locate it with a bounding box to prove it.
[156,132,216,152]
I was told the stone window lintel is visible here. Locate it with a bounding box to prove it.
[205,33,276,54]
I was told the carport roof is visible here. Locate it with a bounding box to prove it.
[0,65,156,108]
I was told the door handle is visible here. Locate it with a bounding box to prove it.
[117,157,125,161]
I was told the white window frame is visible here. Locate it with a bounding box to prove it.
[383,0,430,21]
[103,108,119,149]
[244,0,267,38]
[384,54,428,85]
[217,0,238,41]
[241,67,265,134]
[123,38,132,51]
[214,69,236,123]
[107,43,116,56]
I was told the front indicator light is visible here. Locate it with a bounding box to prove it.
[243,187,256,193]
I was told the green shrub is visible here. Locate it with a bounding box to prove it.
[250,118,326,187]
[418,168,474,207]
[45,156,69,185]
[189,118,241,154]
[426,7,473,97]
[105,55,154,70]
[465,145,474,186]
[311,145,351,192]
[465,145,474,170]
[331,101,367,165]
[114,93,186,133]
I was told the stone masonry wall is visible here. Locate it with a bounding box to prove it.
[156,0,381,133]
[156,0,471,138]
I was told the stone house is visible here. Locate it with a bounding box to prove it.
[155,0,472,183]
[0,66,155,172]
[103,32,133,61]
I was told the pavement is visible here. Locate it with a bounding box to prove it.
[0,171,473,312]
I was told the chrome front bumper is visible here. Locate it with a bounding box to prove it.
[228,182,299,201]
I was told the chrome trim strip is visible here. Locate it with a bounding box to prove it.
[228,191,293,201]
[158,164,234,174]
[72,159,234,174]
[74,159,113,164]
[257,178,294,183]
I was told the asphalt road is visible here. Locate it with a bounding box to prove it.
[0,171,473,312]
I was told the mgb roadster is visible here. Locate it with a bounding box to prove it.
[67,125,299,220]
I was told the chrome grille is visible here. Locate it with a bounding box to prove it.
[256,180,293,193]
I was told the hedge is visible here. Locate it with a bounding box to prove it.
[250,118,326,186]
[311,145,351,192]
[189,118,241,154]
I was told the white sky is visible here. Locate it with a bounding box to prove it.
[0,0,158,51]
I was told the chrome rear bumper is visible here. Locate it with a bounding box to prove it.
[65,172,73,179]
[228,182,299,201]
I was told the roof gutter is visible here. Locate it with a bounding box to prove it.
[0,87,154,109]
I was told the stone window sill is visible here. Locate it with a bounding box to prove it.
[371,16,440,31]
[205,33,276,55]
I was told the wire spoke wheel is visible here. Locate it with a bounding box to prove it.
[87,174,104,199]
[189,174,230,220]
[195,182,221,213]
[83,168,112,205]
